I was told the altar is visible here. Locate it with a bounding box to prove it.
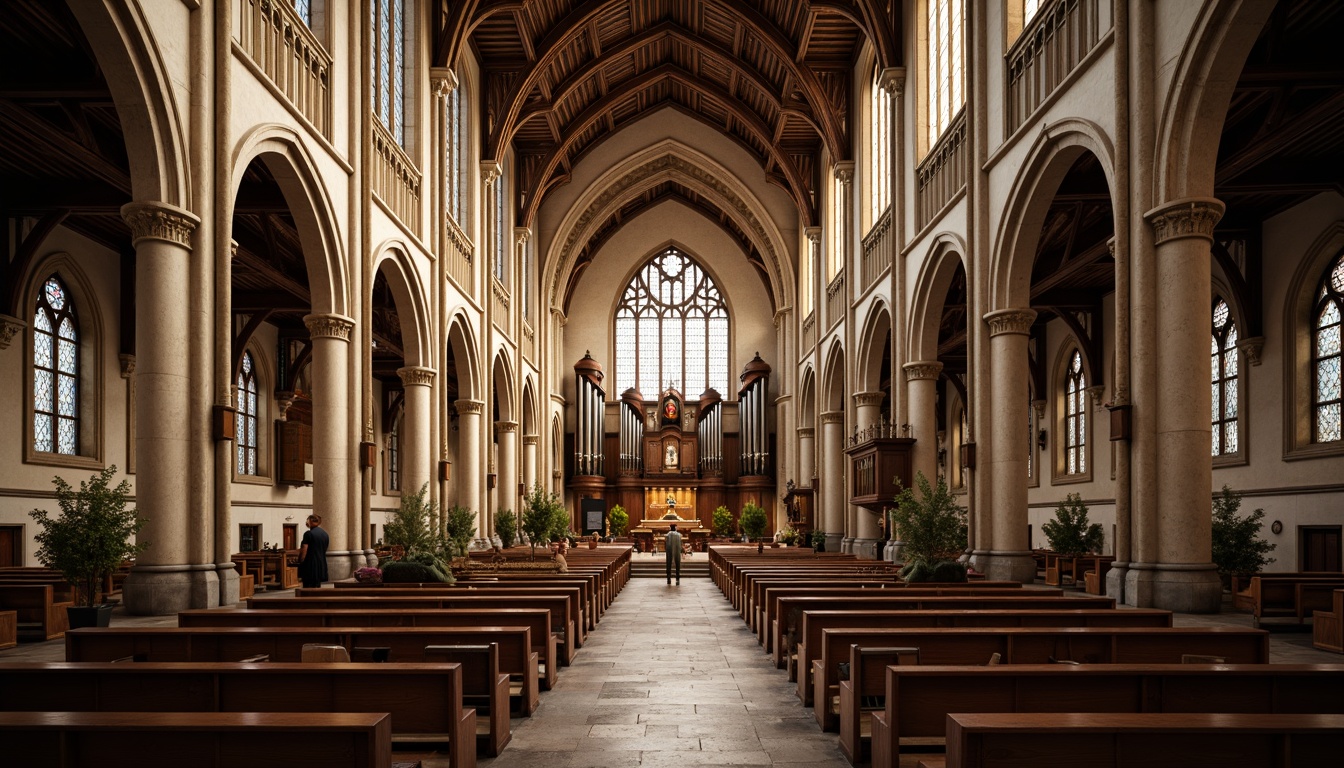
[630,489,710,551]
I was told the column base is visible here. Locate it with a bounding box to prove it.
[122,565,218,615]
[325,551,358,581]
[825,533,844,554]
[216,564,240,607]
[1104,562,1129,603]
[850,537,881,560]
[1124,563,1222,612]
[968,550,1036,584]
[363,549,380,568]
[840,537,855,554]
[884,541,904,563]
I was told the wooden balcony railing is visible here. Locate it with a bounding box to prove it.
[916,109,967,230]
[861,207,893,291]
[522,320,536,362]
[238,0,332,138]
[491,278,510,334]
[801,312,816,353]
[826,270,846,328]
[444,216,473,296]
[1007,0,1106,132]
[371,121,422,234]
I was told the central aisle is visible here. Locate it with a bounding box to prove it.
[480,574,849,767]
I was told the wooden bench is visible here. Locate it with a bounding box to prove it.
[180,606,560,690]
[941,712,1344,768]
[0,610,15,650]
[0,660,476,767]
[869,663,1344,768]
[0,710,392,768]
[338,575,605,630]
[0,583,71,641]
[1314,589,1344,653]
[252,593,579,665]
[64,624,539,716]
[1240,576,1344,626]
[771,593,1113,670]
[793,606,1172,701]
[811,626,1271,731]
[424,644,511,756]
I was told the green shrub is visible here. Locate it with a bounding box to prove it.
[930,560,969,582]
[890,472,967,569]
[1212,485,1275,578]
[712,506,735,537]
[607,505,629,537]
[739,502,768,541]
[382,558,451,583]
[444,505,477,558]
[379,484,451,580]
[810,529,827,550]
[495,509,518,548]
[522,484,565,558]
[1042,493,1104,556]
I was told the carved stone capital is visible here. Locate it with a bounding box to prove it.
[1031,399,1046,421]
[397,366,436,387]
[1145,197,1225,246]
[0,315,25,350]
[121,202,200,248]
[984,308,1037,337]
[878,66,906,96]
[480,161,502,186]
[276,390,295,421]
[820,410,845,425]
[303,313,355,341]
[1085,385,1106,410]
[495,420,519,433]
[854,391,887,408]
[551,307,568,326]
[833,161,856,184]
[1238,335,1265,367]
[119,353,136,379]
[797,427,815,439]
[522,434,539,445]
[430,66,458,96]
[455,398,485,416]
[804,226,823,246]
[773,306,792,329]
[903,361,943,381]
[514,226,532,247]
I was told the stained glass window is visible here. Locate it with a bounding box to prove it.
[870,65,891,223]
[292,0,311,25]
[445,83,466,229]
[372,0,409,147]
[387,409,402,492]
[236,352,260,475]
[33,275,78,455]
[927,0,965,144]
[1064,350,1086,474]
[1211,298,1240,456]
[614,247,729,397]
[1314,250,1344,443]
[493,166,507,281]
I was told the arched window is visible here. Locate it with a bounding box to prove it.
[926,0,965,144]
[1064,349,1086,475]
[372,0,409,146]
[1211,298,1240,455]
[614,247,729,397]
[236,352,260,475]
[33,275,78,455]
[387,408,402,492]
[292,0,312,25]
[445,81,466,228]
[1314,251,1344,443]
[493,164,507,282]
[870,66,892,223]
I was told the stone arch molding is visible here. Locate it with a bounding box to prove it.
[372,240,433,369]
[990,118,1116,312]
[545,139,795,314]
[231,124,350,318]
[907,232,969,362]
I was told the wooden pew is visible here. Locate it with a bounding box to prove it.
[869,663,1344,768]
[941,712,1344,768]
[1314,589,1344,653]
[811,626,1271,731]
[0,661,476,767]
[0,610,15,650]
[251,593,579,665]
[425,644,511,756]
[0,583,71,641]
[770,593,1111,668]
[0,711,392,768]
[793,606,1173,700]
[336,575,605,629]
[180,607,560,691]
[1242,575,1344,626]
[64,625,540,716]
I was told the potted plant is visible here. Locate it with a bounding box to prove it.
[29,465,147,628]
[522,483,565,559]
[1042,493,1104,557]
[443,504,478,559]
[890,472,968,582]
[711,505,735,539]
[810,529,827,552]
[495,508,518,548]
[379,484,452,583]
[607,504,629,538]
[1212,485,1275,591]
[739,502,767,542]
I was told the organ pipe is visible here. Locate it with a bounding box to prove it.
[738,354,772,477]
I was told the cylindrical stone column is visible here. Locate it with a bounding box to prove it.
[797,428,815,487]
[305,313,356,579]
[455,399,485,539]
[523,434,539,491]
[903,362,943,487]
[978,309,1037,583]
[397,366,435,498]
[119,202,202,615]
[1135,198,1225,612]
[496,421,519,531]
[853,392,887,558]
[820,411,845,552]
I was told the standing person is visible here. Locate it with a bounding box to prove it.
[297,514,329,588]
[665,523,683,585]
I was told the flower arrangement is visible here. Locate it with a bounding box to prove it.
[354,566,383,584]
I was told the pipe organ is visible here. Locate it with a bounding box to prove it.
[698,389,723,476]
[573,352,605,476]
[619,388,644,475]
[738,353,771,476]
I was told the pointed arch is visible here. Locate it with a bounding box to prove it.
[856,300,892,393]
[521,377,538,436]
[822,341,847,412]
[446,311,481,402]
[492,350,516,423]
[908,233,970,361]
[799,365,817,426]
[372,240,433,368]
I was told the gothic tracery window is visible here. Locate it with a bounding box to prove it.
[614,248,729,398]
[927,0,965,144]
[445,81,466,229]
[33,275,78,455]
[870,65,891,223]
[236,352,260,475]
[1211,298,1240,456]
[1064,349,1086,475]
[372,0,409,146]
[1315,251,1344,443]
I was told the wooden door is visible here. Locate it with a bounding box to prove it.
[283,524,297,550]
[1301,526,1342,572]
[0,526,21,567]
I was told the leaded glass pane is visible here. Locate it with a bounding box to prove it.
[661,317,682,390]
[685,316,706,396]
[1067,449,1076,475]
[378,1,391,125]
[1225,421,1238,454]
[1225,345,1239,378]
[1318,357,1341,402]
[35,414,52,452]
[236,445,245,475]
[293,0,311,24]
[638,314,659,395]
[1225,380,1238,418]
[34,309,51,333]
[1333,257,1344,294]
[57,338,76,375]
[392,0,405,145]
[1211,424,1221,455]
[708,316,729,393]
[615,316,636,393]
[1211,382,1220,422]
[45,278,64,310]
[57,375,76,417]
[1320,324,1342,358]
[1213,300,1229,328]
[1322,302,1341,328]
[1318,402,1342,443]
[57,418,75,454]
[35,369,52,410]
[34,331,52,368]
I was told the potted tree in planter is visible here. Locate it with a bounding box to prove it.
[380,484,453,583]
[711,505,735,540]
[495,509,518,548]
[443,504,478,559]
[1212,485,1275,592]
[890,472,968,582]
[522,483,564,559]
[29,465,147,628]
[1042,493,1104,557]
[739,502,767,543]
[607,504,629,541]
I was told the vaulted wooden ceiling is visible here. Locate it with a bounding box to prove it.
[436,0,900,230]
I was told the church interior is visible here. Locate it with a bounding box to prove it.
[1,0,1343,763]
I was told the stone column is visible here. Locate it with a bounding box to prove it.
[119,202,203,615]
[305,313,357,579]
[455,399,485,539]
[852,392,887,558]
[904,362,943,487]
[397,366,435,498]
[522,434,539,492]
[797,427,815,487]
[495,421,519,535]
[1129,198,1225,612]
[975,308,1037,583]
[820,410,846,553]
